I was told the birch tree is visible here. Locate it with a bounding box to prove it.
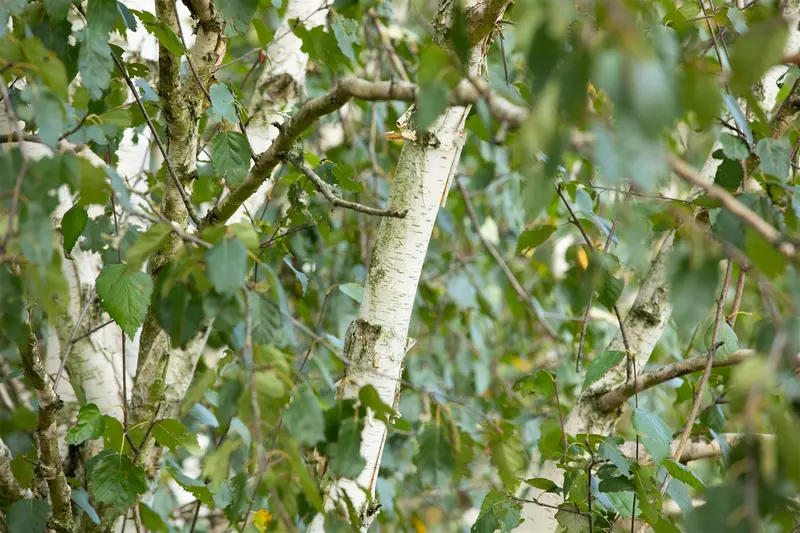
[3,0,800,533]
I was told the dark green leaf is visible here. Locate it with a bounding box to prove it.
[61,204,88,255]
[294,24,350,70]
[358,385,395,425]
[516,226,556,255]
[527,23,561,95]
[130,9,185,55]
[44,0,70,19]
[66,403,106,444]
[87,451,147,508]
[582,350,625,391]
[205,237,248,297]
[211,131,251,188]
[327,418,366,479]
[523,477,558,492]
[7,498,50,533]
[167,461,213,505]
[155,282,205,347]
[151,419,202,454]
[284,383,325,447]
[416,81,449,131]
[471,490,522,533]
[96,264,154,338]
[662,459,705,490]
[714,158,744,191]
[512,370,554,397]
[745,228,786,279]
[729,18,788,95]
[414,425,456,487]
[138,502,168,533]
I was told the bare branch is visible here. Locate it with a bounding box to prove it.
[20,327,74,532]
[283,149,408,218]
[620,433,774,464]
[456,179,559,339]
[596,349,756,412]
[0,437,24,505]
[465,0,514,45]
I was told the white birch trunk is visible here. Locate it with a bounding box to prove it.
[516,7,800,530]
[308,4,496,529]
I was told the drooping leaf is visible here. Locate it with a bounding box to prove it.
[205,237,248,297]
[338,283,363,302]
[208,83,238,124]
[66,403,106,444]
[167,462,214,506]
[284,383,325,447]
[211,131,251,188]
[138,502,168,533]
[86,451,148,508]
[327,418,366,479]
[599,438,631,477]
[632,408,673,465]
[582,350,625,390]
[95,264,154,338]
[358,385,395,425]
[79,0,117,99]
[125,223,171,273]
[7,498,50,533]
[414,425,456,487]
[662,459,705,490]
[71,487,100,524]
[61,204,88,255]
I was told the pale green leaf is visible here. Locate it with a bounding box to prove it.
[71,487,100,524]
[205,237,248,297]
[211,131,251,188]
[284,383,325,447]
[582,350,625,390]
[125,223,171,272]
[95,264,154,338]
[208,83,238,124]
[756,137,791,180]
[414,425,456,487]
[79,0,117,100]
[632,408,672,464]
[339,283,363,302]
[151,419,202,454]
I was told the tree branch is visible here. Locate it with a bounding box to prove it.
[620,433,773,464]
[456,179,559,339]
[284,149,407,217]
[203,76,528,226]
[465,0,514,45]
[596,349,756,412]
[0,437,24,505]
[20,327,74,533]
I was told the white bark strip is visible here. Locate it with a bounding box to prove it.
[516,8,800,530]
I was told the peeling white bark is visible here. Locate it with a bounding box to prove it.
[516,8,800,531]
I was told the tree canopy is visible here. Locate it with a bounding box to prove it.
[1,0,800,532]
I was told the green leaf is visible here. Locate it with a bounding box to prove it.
[151,419,202,454]
[216,0,258,34]
[413,425,456,487]
[293,23,350,71]
[205,237,248,297]
[756,137,791,180]
[599,438,631,477]
[23,88,66,148]
[339,283,363,302]
[7,498,50,533]
[284,383,325,447]
[662,459,705,490]
[719,134,750,160]
[722,95,753,147]
[471,490,522,533]
[555,504,591,533]
[96,264,154,338]
[67,403,106,444]
[211,131,251,188]
[327,418,366,479]
[102,416,133,454]
[61,204,88,255]
[130,9,185,56]
[284,437,324,512]
[331,16,358,63]
[125,223,171,273]
[19,203,54,275]
[745,228,786,279]
[416,81,449,131]
[138,502,168,533]
[512,370,554,397]
[71,487,100,524]
[516,226,556,255]
[729,18,788,95]
[714,158,744,191]
[252,19,274,48]
[523,477,558,492]
[582,350,625,390]
[680,66,722,129]
[632,408,672,464]
[167,461,214,505]
[527,23,561,95]
[79,0,117,100]
[489,424,524,489]
[668,249,720,333]
[44,0,71,19]
[358,385,395,425]
[155,282,204,347]
[597,263,625,311]
[208,83,238,124]
[87,451,147,508]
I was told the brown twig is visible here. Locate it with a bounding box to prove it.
[728,267,747,327]
[52,291,95,390]
[0,75,28,248]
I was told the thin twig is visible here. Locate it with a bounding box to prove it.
[728,267,747,327]
[553,374,568,456]
[135,402,162,455]
[284,149,407,218]
[52,292,95,390]
[110,51,200,226]
[0,75,28,248]
[72,320,114,343]
[457,180,559,339]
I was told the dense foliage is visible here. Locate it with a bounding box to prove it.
[1,0,800,532]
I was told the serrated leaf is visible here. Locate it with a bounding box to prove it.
[719,134,750,160]
[208,83,238,124]
[599,438,631,477]
[96,264,153,338]
[61,204,88,255]
[582,350,625,390]
[327,418,365,479]
[87,451,147,508]
[216,0,258,34]
[294,24,351,71]
[471,490,522,533]
[71,487,100,524]
[79,0,117,100]
[339,283,363,302]
[138,502,168,533]
[284,383,325,447]
[151,419,202,454]
[597,267,624,311]
[756,137,791,180]
[211,131,251,188]
[632,408,672,464]
[205,237,247,297]
[7,498,50,533]
[663,459,705,490]
[67,403,106,444]
[414,425,456,487]
[516,226,556,255]
[125,223,171,272]
[167,462,213,505]
[489,425,524,489]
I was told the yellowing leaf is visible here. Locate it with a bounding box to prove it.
[412,516,427,533]
[253,509,272,532]
[578,247,589,269]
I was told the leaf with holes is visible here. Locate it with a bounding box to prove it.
[95,264,153,339]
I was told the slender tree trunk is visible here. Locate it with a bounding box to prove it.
[516,7,800,530]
